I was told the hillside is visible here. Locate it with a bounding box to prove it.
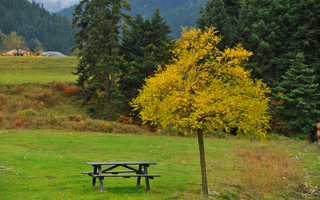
[59,0,211,38]
[0,0,75,54]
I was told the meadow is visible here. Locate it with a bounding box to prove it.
[0,129,319,200]
[0,56,77,83]
[0,56,319,199]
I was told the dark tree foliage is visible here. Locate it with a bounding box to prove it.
[197,0,240,48]
[0,0,75,54]
[238,0,292,88]
[274,53,320,141]
[287,0,320,84]
[72,0,131,119]
[119,9,174,115]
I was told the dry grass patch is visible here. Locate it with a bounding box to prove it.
[234,147,303,198]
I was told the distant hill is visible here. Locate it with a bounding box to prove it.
[0,0,75,54]
[58,0,211,38]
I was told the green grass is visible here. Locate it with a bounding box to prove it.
[0,56,78,83]
[0,129,319,199]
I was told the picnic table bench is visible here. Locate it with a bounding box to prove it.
[82,161,161,191]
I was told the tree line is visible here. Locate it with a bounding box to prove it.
[0,0,75,54]
[73,0,319,141]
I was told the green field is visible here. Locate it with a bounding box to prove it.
[0,130,319,199]
[0,56,78,83]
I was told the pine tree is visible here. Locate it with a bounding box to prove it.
[197,0,241,48]
[238,0,291,88]
[72,0,130,119]
[119,9,173,115]
[287,0,320,86]
[148,8,174,65]
[274,53,320,141]
[119,14,150,113]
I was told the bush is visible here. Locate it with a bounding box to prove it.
[68,114,86,122]
[63,86,81,96]
[0,93,8,105]
[54,82,81,96]
[14,118,28,127]
[116,115,133,125]
[54,82,67,91]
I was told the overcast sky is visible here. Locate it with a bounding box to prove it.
[28,0,79,12]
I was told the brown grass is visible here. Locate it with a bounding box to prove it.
[13,118,28,127]
[234,147,303,198]
[0,93,8,105]
[63,86,80,96]
[54,82,67,91]
[116,115,133,125]
[24,90,57,107]
[67,114,86,122]
[54,82,80,96]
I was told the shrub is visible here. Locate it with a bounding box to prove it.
[63,86,81,96]
[116,115,133,125]
[54,82,81,96]
[14,118,28,127]
[68,114,85,122]
[0,93,8,105]
[54,82,67,91]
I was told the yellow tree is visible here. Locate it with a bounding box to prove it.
[132,27,270,195]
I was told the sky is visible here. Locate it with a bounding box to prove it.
[28,0,79,12]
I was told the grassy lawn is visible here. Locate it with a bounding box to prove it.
[0,56,78,83]
[0,129,319,199]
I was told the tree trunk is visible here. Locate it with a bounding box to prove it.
[197,128,208,195]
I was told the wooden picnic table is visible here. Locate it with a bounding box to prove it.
[82,161,161,191]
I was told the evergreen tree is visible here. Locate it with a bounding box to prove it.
[274,53,320,141]
[119,9,174,115]
[72,0,130,119]
[197,0,240,48]
[148,8,174,65]
[120,14,151,111]
[287,0,320,85]
[238,0,291,88]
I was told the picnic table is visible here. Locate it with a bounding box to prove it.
[82,161,161,191]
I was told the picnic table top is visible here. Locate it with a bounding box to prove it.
[85,161,157,166]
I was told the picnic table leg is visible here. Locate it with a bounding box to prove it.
[92,166,97,186]
[98,165,104,192]
[143,165,150,191]
[137,164,142,186]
